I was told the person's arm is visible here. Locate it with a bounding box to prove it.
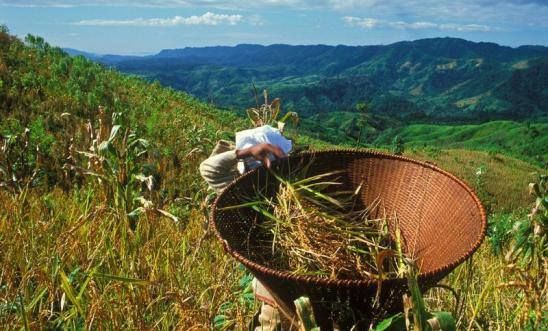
[236,143,285,169]
[200,143,286,193]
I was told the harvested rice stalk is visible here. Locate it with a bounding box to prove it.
[228,168,404,280]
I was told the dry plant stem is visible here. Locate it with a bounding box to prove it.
[244,169,403,280]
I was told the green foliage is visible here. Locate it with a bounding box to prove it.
[369,260,456,331]
[213,270,255,330]
[391,135,404,155]
[354,102,370,145]
[103,39,548,125]
[29,117,55,154]
[0,27,244,199]
[79,41,548,165]
[0,128,41,195]
[498,174,547,328]
[373,313,406,331]
[404,260,456,331]
[505,175,547,265]
[374,121,548,166]
[487,213,517,256]
[0,28,249,329]
[72,107,179,229]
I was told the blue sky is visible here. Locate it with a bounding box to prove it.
[1,0,547,55]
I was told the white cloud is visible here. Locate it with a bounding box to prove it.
[439,23,492,32]
[73,12,243,27]
[342,16,379,28]
[326,0,381,10]
[403,22,439,30]
[247,14,265,26]
[343,16,494,32]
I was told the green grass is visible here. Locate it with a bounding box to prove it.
[374,121,548,166]
[406,148,541,212]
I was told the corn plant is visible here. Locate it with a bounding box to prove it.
[391,135,404,155]
[498,174,547,328]
[0,128,41,197]
[487,213,517,256]
[70,106,177,229]
[247,86,299,132]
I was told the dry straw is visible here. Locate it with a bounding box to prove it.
[225,166,406,280]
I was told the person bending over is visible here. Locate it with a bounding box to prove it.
[200,125,291,331]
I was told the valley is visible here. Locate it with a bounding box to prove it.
[68,38,548,165]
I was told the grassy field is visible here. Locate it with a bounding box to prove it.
[1,145,544,329]
[406,148,540,212]
[374,121,548,167]
[1,29,546,330]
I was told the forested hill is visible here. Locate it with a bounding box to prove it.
[73,37,548,123]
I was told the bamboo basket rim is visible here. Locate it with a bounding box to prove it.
[210,148,487,287]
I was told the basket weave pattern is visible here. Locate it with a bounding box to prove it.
[211,150,487,326]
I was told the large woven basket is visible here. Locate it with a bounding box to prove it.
[211,150,487,328]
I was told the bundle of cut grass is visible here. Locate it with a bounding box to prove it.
[230,168,406,280]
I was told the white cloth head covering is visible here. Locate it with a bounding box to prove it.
[235,125,292,174]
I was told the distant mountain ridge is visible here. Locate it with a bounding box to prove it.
[66,37,548,123]
[154,40,547,66]
[73,37,548,66]
[63,48,143,64]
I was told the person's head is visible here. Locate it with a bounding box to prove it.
[235,125,292,173]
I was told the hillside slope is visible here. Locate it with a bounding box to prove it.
[373,121,548,166]
[1,29,246,200]
[1,27,252,329]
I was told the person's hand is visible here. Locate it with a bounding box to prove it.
[235,143,286,168]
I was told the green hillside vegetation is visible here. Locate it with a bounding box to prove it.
[1,28,546,329]
[0,28,245,201]
[90,41,548,166]
[375,121,548,166]
[95,39,548,124]
[0,27,251,329]
[405,148,540,212]
[300,114,546,167]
